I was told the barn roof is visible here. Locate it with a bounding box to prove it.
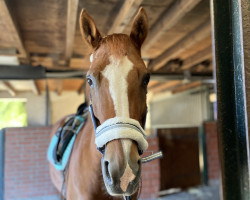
[0,0,213,96]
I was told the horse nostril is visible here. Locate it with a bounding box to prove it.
[104,161,111,182]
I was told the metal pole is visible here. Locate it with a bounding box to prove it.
[199,125,208,185]
[211,0,250,199]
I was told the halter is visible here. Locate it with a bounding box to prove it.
[89,104,148,155]
[89,103,162,200]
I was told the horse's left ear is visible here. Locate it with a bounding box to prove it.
[130,7,148,50]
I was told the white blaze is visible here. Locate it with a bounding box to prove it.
[102,55,135,192]
[102,55,133,117]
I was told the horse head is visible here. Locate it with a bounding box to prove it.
[79,8,149,197]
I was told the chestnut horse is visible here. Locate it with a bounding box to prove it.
[49,7,150,200]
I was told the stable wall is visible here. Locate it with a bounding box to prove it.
[1,123,220,200]
[150,87,212,129]
[204,121,220,181]
[1,127,160,200]
[3,127,60,200]
[50,91,84,124]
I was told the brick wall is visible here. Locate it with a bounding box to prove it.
[4,127,60,200]
[140,137,160,200]
[3,127,160,200]
[204,121,220,181]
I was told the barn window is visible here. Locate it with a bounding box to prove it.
[0,99,27,129]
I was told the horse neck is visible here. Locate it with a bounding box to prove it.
[77,113,100,159]
[72,113,102,175]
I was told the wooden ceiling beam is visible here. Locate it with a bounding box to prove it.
[148,20,211,71]
[150,80,182,94]
[31,56,54,68]
[143,0,201,52]
[54,80,64,96]
[31,80,41,95]
[2,81,17,96]
[0,1,28,60]
[181,45,212,70]
[148,80,160,89]
[108,0,143,34]
[172,81,201,94]
[65,0,79,63]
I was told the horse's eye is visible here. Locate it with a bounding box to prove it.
[143,74,150,87]
[87,78,93,87]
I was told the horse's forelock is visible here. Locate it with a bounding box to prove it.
[95,34,140,57]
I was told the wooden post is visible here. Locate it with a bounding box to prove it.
[65,0,79,63]
[2,81,17,96]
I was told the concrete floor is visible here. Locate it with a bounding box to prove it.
[158,181,220,200]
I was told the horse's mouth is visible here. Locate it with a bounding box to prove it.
[105,180,140,196]
[101,159,142,196]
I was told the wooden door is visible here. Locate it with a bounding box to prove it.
[158,127,201,191]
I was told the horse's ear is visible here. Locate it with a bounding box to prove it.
[79,9,102,49]
[130,7,148,50]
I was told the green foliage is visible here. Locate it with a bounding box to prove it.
[0,100,27,129]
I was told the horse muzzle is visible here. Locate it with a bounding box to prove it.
[89,103,148,196]
[101,139,142,196]
[92,116,148,196]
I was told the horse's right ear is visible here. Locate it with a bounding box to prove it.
[130,7,148,50]
[79,9,102,49]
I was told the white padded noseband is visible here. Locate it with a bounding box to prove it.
[95,117,148,153]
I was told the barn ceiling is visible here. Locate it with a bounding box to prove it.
[0,0,213,96]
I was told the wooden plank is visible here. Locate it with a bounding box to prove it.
[0,1,28,59]
[70,58,89,70]
[148,20,211,71]
[148,80,160,89]
[54,80,64,96]
[172,81,201,94]
[65,0,79,62]
[31,80,41,95]
[150,80,181,93]
[193,62,212,73]
[108,0,143,34]
[31,56,54,68]
[181,45,212,70]
[157,59,182,73]
[143,0,202,51]
[2,81,17,96]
